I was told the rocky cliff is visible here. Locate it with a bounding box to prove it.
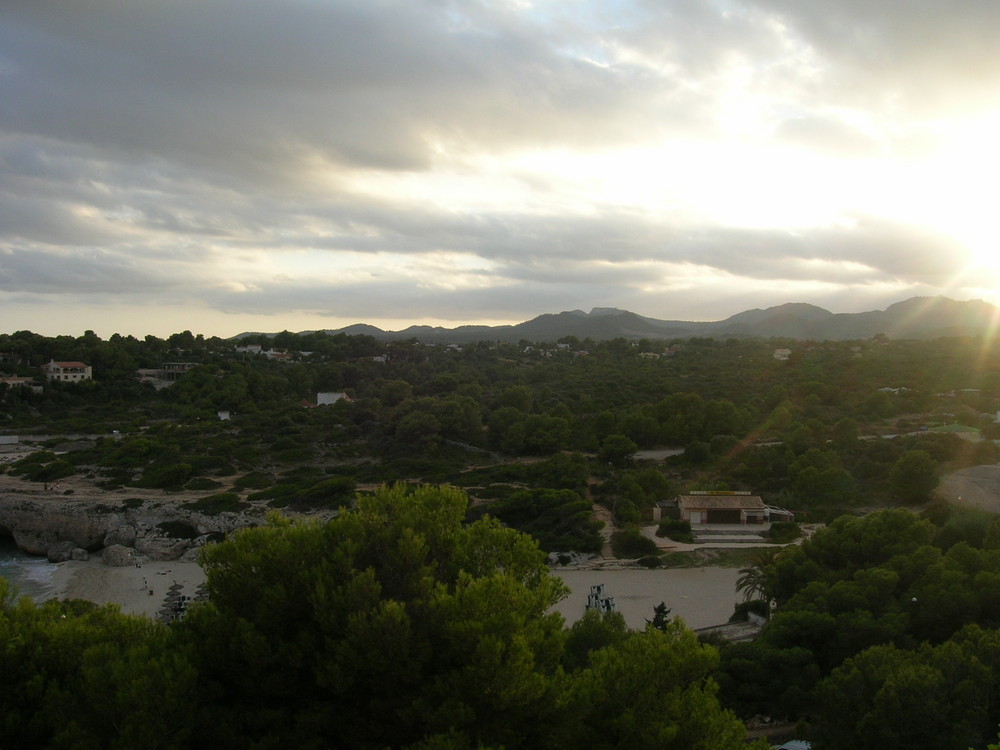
[0,489,271,564]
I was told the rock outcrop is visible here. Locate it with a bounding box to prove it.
[47,540,89,563]
[0,490,272,562]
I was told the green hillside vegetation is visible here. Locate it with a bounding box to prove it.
[7,328,1000,744]
[6,328,1000,533]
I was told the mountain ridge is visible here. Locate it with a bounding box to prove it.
[239,296,1000,344]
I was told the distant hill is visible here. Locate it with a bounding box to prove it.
[238,296,1000,344]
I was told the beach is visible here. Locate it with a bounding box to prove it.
[37,558,740,630]
[46,558,207,620]
[552,567,741,630]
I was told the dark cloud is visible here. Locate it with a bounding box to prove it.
[0,247,175,294]
[0,0,994,335]
[0,0,648,180]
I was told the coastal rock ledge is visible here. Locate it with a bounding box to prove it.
[0,493,268,562]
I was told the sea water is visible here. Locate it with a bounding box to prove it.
[0,538,58,603]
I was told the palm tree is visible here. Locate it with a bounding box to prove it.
[735,547,781,605]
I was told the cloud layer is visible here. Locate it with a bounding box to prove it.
[2,0,998,336]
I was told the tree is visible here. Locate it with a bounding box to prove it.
[184,485,570,749]
[562,608,630,672]
[647,602,672,631]
[557,624,767,750]
[0,585,199,749]
[736,547,781,605]
[814,641,993,750]
[599,434,637,466]
[475,488,603,554]
[889,449,938,503]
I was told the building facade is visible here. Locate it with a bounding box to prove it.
[41,360,92,382]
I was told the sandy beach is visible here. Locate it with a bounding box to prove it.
[41,558,739,630]
[46,558,207,620]
[552,567,741,630]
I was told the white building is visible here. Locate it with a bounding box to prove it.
[41,360,92,382]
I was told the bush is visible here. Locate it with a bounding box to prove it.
[133,462,195,490]
[8,451,58,476]
[729,599,770,622]
[27,459,77,483]
[767,521,801,544]
[274,447,314,463]
[233,471,274,490]
[184,492,248,515]
[272,477,356,511]
[470,488,603,554]
[610,528,658,559]
[656,518,694,543]
[637,554,662,568]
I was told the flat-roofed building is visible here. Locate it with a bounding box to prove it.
[41,360,92,382]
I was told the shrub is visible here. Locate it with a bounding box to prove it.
[767,521,801,544]
[233,471,274,490]
[8,451,57,475]
[637,554,662,568]
[729,599,770,622]
[133,462,195,490]
[470,483,521,500]
[610,528,658,559]
[276,477,356,511]
[274,447,314,463]
[27,459,77,483]
[656,518,694,543]
[184,492,248,515]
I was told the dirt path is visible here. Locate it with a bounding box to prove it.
[592,503,616,557]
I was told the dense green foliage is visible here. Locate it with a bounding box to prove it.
[466,487,603,553]
[656,518,694,542]
[0,486,761,749]
[5,328,1000,535]
[717,507,1000,748]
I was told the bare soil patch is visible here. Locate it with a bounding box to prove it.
[937,463,1000,514]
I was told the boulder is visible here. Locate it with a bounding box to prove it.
[104,524,137,548]
[70,547,89,561]
[47,540,78,563]
[14,528,59,557]
[102,544,136,567]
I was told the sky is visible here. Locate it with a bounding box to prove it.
[2,0,999,339]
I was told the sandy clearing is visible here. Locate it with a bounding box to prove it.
[937,463,1000,514]
[47,559,206,619]
[44,559,741,630]
[551,567,741,630]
